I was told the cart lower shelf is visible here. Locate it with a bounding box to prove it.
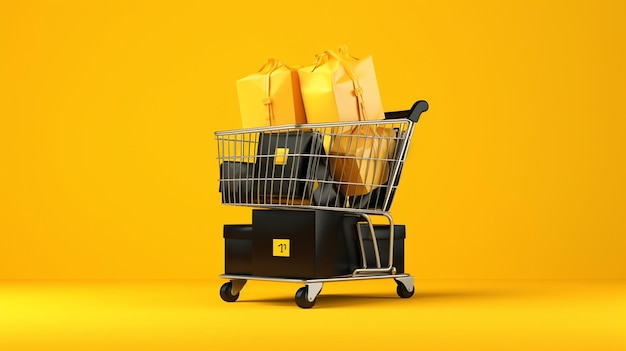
[219,273,415,309]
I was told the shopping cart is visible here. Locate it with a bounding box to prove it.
[215,100,429,308]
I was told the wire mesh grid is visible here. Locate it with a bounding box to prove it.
[216,119,415,214]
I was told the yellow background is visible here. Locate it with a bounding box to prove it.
[1,0,625,280]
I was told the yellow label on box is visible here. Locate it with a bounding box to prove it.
[273,239,290,257]
[274,148,289,165]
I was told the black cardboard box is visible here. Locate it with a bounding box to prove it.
[223,224,253,275]
[358,224,405,273]
[223,211,406,278]
[251,209,360,278]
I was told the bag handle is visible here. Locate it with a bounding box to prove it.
[257,59,283,124]
[313,49,368,121]
[257,58,282,73]
[337,45,360,61]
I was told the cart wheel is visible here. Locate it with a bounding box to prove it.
[220,282,239,302]
[396,282,415,299]
[295,287,316,309]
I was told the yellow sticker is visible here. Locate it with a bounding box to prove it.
[274,148,289,165]
[273,239,290,257]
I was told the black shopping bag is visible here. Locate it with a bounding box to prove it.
[219,161,254,204]
[304,134,346,208]
[253,130,314,201]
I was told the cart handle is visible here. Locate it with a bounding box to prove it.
[384,100,429,123]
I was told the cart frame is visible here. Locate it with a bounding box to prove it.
[215,100,429,308]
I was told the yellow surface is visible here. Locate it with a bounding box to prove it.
[0,279,624,350]
[1,0,626,280]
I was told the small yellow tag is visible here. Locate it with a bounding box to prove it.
[274,148,289,165]
[273,239,290,257]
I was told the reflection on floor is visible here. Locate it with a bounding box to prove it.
[1,279,624,350]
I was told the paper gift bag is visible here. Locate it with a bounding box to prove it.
[298,46,385,123]
[350,160,403,211]
[325,125,397,197]
[237,59,307,128]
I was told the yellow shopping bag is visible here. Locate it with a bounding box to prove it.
[236,59,306,128]
[301,45,392,197]
[298,45,385,123]
[324,125,396,197]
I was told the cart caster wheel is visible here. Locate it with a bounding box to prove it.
[295,287,315,309]
[220,282,239,302]
[396,282,415,299]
